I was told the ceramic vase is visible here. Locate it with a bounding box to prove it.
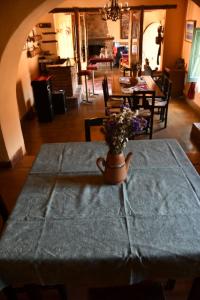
[96,151,132,185]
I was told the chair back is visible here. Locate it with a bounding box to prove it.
[164,76,172,101]
[102,76,109,108]
[84,117,105,141]
[162,77,172,128]
[102,76,126,115]
[129,91,155,139]
[161,74,171,95]
[0,195,9,233]
[153,73,172,96]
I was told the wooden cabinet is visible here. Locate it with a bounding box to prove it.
[31,76,54,122]
[46,65,77,97]
[164,67,185,98]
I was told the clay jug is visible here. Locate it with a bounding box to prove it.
[96,151,133,185]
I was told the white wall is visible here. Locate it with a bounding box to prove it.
[54,13,74,59]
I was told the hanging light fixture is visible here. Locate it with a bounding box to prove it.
[100,0,130,22]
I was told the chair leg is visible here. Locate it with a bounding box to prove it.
[164,106,169,128]
[82,75,92,104]
[165,279,176,290]
[91,71,98,96]
[57,284,68,300]
[187,277,200,300]
[149,128,153,139]
[149,110,154,139]
[3,286,18,300]
[159,108,164,121]
[25,284,42,300]
[85,76,89,102]
[25,284,67,300]
[0,195,9,222]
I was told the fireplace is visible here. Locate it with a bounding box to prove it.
[88,44,105,57]
[86,13,114,58]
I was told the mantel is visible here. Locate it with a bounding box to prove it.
[88,37,114,41]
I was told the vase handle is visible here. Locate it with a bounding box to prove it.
[125,152,133,171]
[96,157,106,174]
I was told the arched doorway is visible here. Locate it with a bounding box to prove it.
[142,22,162,71]
[142,8,166,72]
[0,0,64,165]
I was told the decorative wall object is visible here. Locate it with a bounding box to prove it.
[37,23,52,28]
[185,20,196,42]
[26,31,42,58]
[120,12,140,39]
[120,12,130,39]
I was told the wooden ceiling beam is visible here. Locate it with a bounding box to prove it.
[50,4,177,13]
[192,0,200,6]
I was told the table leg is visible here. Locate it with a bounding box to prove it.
[2,286,18,300]
[82,76,92,104]
[68,286,88,300]
[91,71,98,96]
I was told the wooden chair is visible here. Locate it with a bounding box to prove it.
[89,280,165,300]
[152,72,166,92]
[0,195,9,232]
[154,75,172,128]
[152,73,171,99]
[102,76,125,115]
[78,69,92,104]
[0,195,28,300]
[122,66,133,77]
[84,117,105,141]
[2,284,67,300]
[0,195,68,300]
[128,90,155,139]
[187,277,200,300]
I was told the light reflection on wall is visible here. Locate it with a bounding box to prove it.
[54,13,74,59]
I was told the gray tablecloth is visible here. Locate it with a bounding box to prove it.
[0,139,200,289]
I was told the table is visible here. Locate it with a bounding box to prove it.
[111,74,164,98]
[89,57,114,69]
[0,140,200,291]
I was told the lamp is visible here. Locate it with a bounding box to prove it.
[100,0,130,21]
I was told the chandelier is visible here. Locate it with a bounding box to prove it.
[100,0,130,22]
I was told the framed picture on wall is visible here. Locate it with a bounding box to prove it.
[120,12,130,39]
[185,20,196,42]
[120,12,140,40]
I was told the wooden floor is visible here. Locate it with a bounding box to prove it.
[0,68,200,300]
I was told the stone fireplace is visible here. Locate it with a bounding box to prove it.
[86,13,114,57]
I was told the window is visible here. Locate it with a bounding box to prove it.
[188,28,200,82]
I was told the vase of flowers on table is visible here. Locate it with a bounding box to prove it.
[96,108,147,184]
[130,54,141,86]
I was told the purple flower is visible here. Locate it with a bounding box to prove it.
[102,108,148,154]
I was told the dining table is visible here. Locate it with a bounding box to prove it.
[0,139,200,297]
[111,74,164,98]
